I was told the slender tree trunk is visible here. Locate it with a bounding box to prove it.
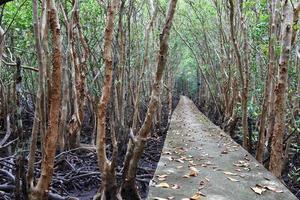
[121,1,178,199]
[132,4,157,132]
[27,0,47,196]
[94,0,120,199]
[15,57,27,200]
[30,0,63,198]
[256,0,278,163]
[269,1,300,177]
[0,26,4,67]
[228,0,250,150]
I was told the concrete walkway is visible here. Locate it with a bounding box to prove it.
[148,96,297,200]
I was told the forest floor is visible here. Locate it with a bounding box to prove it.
[0,128,166,200]
[0,101,173,200]
[148,96,298,200]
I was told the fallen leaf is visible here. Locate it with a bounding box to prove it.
[157,174,168,178]
[233,160,249,167]
[189,167,199,177]
[155,182,170,188]
[190,193,201,200]
[158,177,166,181]
[264,185,283,193]
[176,159,184,163]
[171,184,180,189]
[251,186,266,195]
[223,171,237,176]
[163,151,172,155]
[182,174,190,178]
[227,177,239,182]
[166,156,173,161]
[189,161,196,166]
[221,150,228,154]
[153,197,168,200]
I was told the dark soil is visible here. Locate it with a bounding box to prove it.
[0,96,180,200]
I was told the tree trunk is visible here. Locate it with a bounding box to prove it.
[269,1,293,177]
[228,0,250,150]
[269,1,300,177]
[121,1,178,199]
[94,0,120,199]
[256,0,278,163]
[30,0,63,198]
[27,0,47,196]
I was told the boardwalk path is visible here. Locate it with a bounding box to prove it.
[148,96,297,200]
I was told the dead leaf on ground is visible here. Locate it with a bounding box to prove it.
[223,171,237,176]
[233,160,250,167]
[175,158,184,163]
[189,167,199,177]
[251,186,266,195]
[227,177,240,182]
[190,193,201,200]
[221,150,228,154]
[153,197,168,200]
[264,185,283,193]
[171,184,180,189]
[166,156,173,161]
[157,174,168,178]
[182,174,190,178]
[189,161,196,166]
[155,182,170,188]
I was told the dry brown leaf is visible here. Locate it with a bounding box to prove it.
[155,182,170,188]
[223,171,237,176]
[171,184,180,189]
[153,197,168,200]
[221,150,228,154]
[163,151,172,155]
[233,160,249,167]
[157,174,168,178]
[251,186,266,195]
[189,161,196,166]
[182,174,190,178]
[190,193,201,200]
[176,159,184,163]
[167,156,173,161]
[227,177,240,182]
[189,167,199,177]
[264,185,283,193]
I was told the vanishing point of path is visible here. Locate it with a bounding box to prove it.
[148,96,297,200]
